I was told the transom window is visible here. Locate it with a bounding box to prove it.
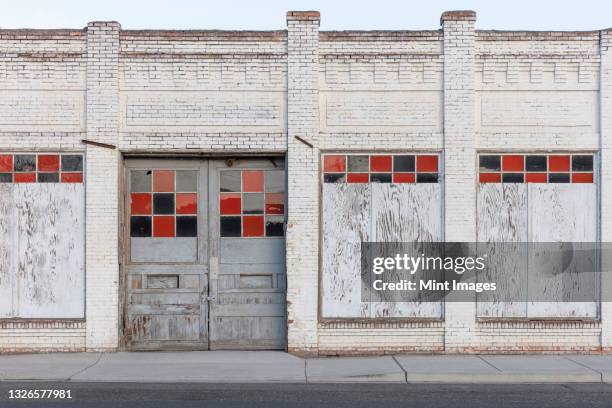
[322,154,439,184]
[0,153,83,183]
[219,169,285,238]
[479,154,594,184]
[129,169,198,238]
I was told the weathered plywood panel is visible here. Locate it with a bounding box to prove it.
[321,183,371,318]
[476,184,528,318]
[0,184,16,318]
[370,184,442,318]
[14,184,85,318]
[0,184,84,319]
[528,184,598,318]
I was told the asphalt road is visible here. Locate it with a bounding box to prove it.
[1,382,612,408]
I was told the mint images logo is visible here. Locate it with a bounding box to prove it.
[360,242,602,303]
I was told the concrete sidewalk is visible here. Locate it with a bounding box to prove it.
[1,352,612,383]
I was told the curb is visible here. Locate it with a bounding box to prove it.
[405,372,602,384]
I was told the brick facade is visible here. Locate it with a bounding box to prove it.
[0,10,610,355]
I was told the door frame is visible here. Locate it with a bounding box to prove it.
[120,155,288,350]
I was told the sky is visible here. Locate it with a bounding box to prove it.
[0,0,611,31]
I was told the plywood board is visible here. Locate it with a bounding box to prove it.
[476,184,528,318]
[527,184,598,318]
[0,184,84,319]
[370,183,442,318]
[0,184,16,318]
[321,183,371,318]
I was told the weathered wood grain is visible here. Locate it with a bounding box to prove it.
[15,184,85,318]
[370,183,442,318]
[0,184,84,319]
[0,184,16,318]
[527,184,598,318]
[321,183,371,318]
[476,184,528,318]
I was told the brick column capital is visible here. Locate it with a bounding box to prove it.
[286,10,320,24]
[440,10,476,26]
[87,21,121,29]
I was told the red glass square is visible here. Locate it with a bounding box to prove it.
[393,173,416,183]
[347,173,369,183]
[549,155,570,172]
[153,216,175,237]
[480,173,501,183]
[220,193,241,215]
[242,170,264,192]
[14,173,36,183]
[502,155,524,171]
[176,193,197,214]
[370,156,392,172]
[61,172,83,183]
[153,170,175,192]
[243,215,264,237]
[479,173,501,183]
[572,173,593,183]
[525,173,547,183]
[323,155,346,173]
[265,193,285,215]
[38,155,60,172]
[416,155,438,172]
[0,155,13,172]
[131,193,152,215]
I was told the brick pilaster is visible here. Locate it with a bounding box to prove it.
[85,21,121,350]
[440,10,478,352]
[285,11,320,356]
[600,29,612,351]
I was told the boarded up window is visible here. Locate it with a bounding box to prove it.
[477,153,598,319]
[321,153,442,319]
[0,153,85,319]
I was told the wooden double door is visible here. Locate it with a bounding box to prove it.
[123,158,287,350]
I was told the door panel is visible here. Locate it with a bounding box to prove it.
[209,159,287,350]
[125,160,209,350]
[124,157,287,350]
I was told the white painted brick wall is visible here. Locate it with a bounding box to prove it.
[0,11,610,355]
